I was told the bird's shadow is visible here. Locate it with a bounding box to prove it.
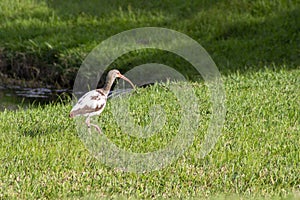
[21,118,73,137]
[22,126,53,137]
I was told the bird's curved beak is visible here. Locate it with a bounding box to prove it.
[119,74,135,89]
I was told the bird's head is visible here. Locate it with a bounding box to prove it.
[107,69,135,89]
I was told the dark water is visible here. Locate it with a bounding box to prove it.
[0,86,135,111]
[0,86,71,111]
[0,81,146,112]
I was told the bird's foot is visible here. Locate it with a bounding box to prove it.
[87,126,92,135]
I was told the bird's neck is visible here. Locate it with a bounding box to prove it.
[103,77,116,95]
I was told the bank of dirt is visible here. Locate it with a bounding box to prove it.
[0,50,79,89]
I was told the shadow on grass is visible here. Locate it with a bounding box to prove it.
[1,1,299,88]
[21,118,72,137]
[211,6,300,74]
[45,0,299,71]
[44,0,217,19]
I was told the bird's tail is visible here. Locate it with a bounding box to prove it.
[69,112,74,118]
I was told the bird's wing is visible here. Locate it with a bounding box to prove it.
[70,90,107,117]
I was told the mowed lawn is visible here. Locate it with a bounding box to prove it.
[0,0,299,199]
[0,69,299,199]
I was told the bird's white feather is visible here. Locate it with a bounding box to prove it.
[70,90,107,117]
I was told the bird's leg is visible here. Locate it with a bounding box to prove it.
[85,116,91,134]
[86,116,102,134]
[90,123,102,134]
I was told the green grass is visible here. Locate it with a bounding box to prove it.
[0,0,300,199]
[0,0,299,86]
[0,68,299,199]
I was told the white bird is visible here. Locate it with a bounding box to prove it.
[70,69,135,133]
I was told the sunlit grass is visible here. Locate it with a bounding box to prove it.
[0,68,299,199]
